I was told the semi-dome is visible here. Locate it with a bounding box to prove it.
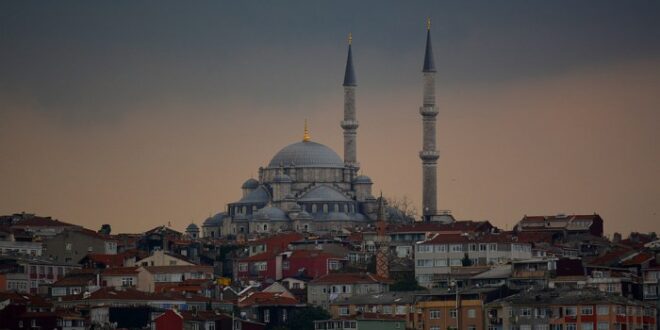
[299,185,352,202]
[241,178,259,189]
[353,175,372,184]
[268,141,344,168]
[254,207,288,221]
[203,213,227,227]
[238,185,271,204]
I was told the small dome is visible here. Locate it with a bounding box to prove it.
[273,174,293,183]
[242,178,260,189]
[186,223,199,232]
[203,213,227,227]
[268,141,344,168]
[353,175,372,184]
[295,210,312,220]
[254,207,288,221]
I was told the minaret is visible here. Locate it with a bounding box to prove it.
[341,33,359,170]
[419,18,439,220]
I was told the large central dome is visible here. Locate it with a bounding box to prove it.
[268,141,344,168]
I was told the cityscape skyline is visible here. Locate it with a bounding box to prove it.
[1,1,660,234]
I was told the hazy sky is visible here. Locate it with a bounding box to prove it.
[1,1,659,235]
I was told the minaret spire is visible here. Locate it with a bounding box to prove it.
[303,119,311,142]
[341,32,359,171]
[419,18,440,221]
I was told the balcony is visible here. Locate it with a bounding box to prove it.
[513,270,548,278]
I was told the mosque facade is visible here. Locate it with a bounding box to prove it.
[203,23,448,238]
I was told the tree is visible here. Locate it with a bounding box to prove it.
[384,195,418,223]
[390,275,425,291]
[98,224,111,235]
[284,306,331,330]
[461,253,473,267]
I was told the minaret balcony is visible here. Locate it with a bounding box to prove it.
[341,120,359,130]
[419,150,439,161]
[419,106,438,116]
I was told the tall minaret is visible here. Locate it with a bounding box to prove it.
[419,18,439,220]
[341,33,359,170]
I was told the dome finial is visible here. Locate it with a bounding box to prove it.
[303,119,311,142]
[348,32,352,45]
[426,17,431,31]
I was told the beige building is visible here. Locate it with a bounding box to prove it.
[133,250,194,267]
[136,265,213,292]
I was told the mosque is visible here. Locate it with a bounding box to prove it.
[199,21,448,238]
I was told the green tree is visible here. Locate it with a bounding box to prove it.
[461,253,473,267]
[390,274,425,291]
[284,306,331,330]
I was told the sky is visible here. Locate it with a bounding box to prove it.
[1,1,659,235]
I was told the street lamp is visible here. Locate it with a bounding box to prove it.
[450,280,459,330]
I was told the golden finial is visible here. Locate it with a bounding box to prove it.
[303,119,311,142]
[426,17,431,30]
[348,32,352,45]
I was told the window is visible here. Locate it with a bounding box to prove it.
[521,325,531,330]
[263,224,268,231]
[209,322,216,330]
[255,262,267,271]
[238,263,248,272]
[121,277,134,287]
[431,327,440,330]
[282,260,290,270]
[329,260,341,270]
[434,259,448,267]
[450,244,463,252]
[468,326,476,330]
[489,243,498,251]
[383,306,392,314]
[169,260,177,265]
[339,307,349,316]
[565,307,577,316]
[65,243,72,251]
[323,204,328,213]
[430,310,441,319]
[581,323,593,330]
[534,326,548,330]
[480,243,487,251]
[607,283,617,293]
[435,245,447,252]
[396,305,407,315]
[597,323,609,330]
[521,308,532,317]
[449,259,462,266]
[264,310,270,323]
[469,244,478,251]
[566,324,577,330]
[581,306,593,315]
[450,309,458,318]
[597,306,609,315]
[416,259,433,268]
[418,245,432,253]
[468,309,476,318]
[551,325,563,330]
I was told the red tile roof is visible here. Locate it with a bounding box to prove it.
[101,266,139,276]
[250,232,304,252]
[84,253,127,267]
[621,252,654,266]
[141,265,213,274]
[238,291,300,307]
[389,221,493,234]
[310,272,393,285]
[60,287,211,303]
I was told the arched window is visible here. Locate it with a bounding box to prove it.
[312,204,317,213]
[263,224,268,232]
[343,204,348,213]
[252,205,257,213]
[334,204,339,212]
[323,204,328,213]
[242,206,247,214]
[304,224,309,232]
